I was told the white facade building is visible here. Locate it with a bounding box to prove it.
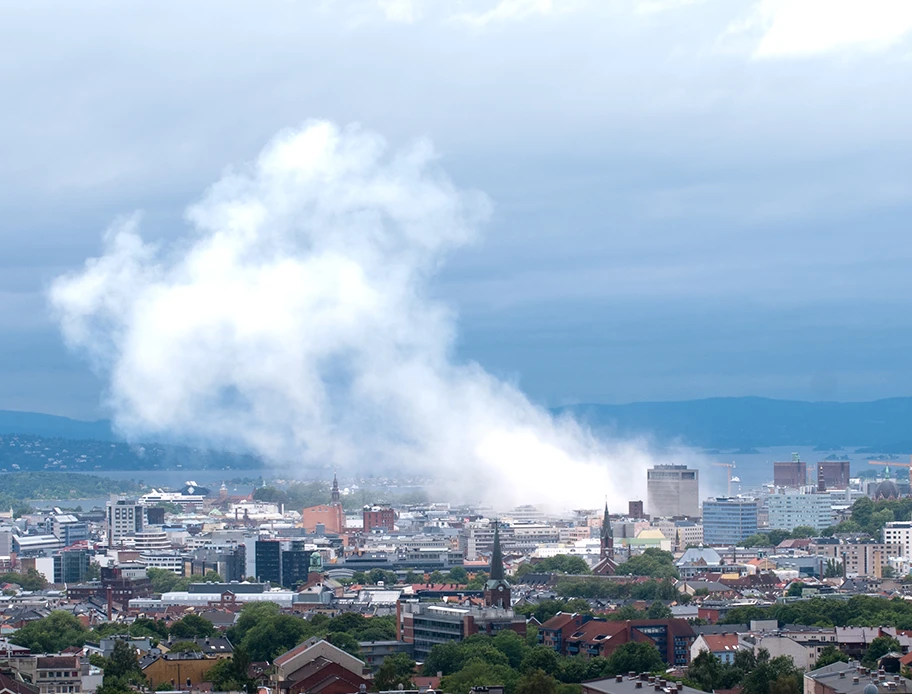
[883,521,912,558]
[767,490,835,532]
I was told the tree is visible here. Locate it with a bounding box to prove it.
[11,611,88,652]
[789,526,817,539]
[517,669,559,694]
[105,640,142,680]
[863,636,902,667]
[374,653,416,691]
[786,582,805,597]
[815,646,849,668]
[440,661,519,694]
[882,566,896,578]
[521,646,561,676]
[686,650,725,692]
[423,641,464,676]
[492,630,527,670]
[615,549,679,579]
[447,566,469,584]
[429,570,446,584]
[824,559,843,578]
[742,650,802,694]
[352,571,368,584]
[605,642,664,676]
[170,614,215,639]
[647,601,673,619]
[168,641,203,653]
[0,568,49,591]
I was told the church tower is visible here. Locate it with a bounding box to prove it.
[331,472,340,505]
[593,501,618,575]
[600,501,614,560]
[484,521,512,609]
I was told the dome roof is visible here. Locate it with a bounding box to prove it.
[875,479,901,500]
[864,684,878,694]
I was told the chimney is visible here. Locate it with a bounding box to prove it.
[854,678,860,684]
[677,684,683,691]
[617,676,624,683]
[106,586,113,621]
[636,684,643,689]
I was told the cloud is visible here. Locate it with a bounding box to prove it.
[376,0,424,23]
[453,0,557,27]
[48,121,681,510]
[736,0,912,58]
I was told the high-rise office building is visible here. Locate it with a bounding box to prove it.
[647,465,700,518]
[774,455,807,488]
[255,538,312,587]
[767,490,835,531]
[106,496,146,546]
[817,461,851,490]
[702,497,759,545]
[54,548,91,584]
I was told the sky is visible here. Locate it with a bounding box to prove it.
[2,0,912,420]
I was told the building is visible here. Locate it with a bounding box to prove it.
[583,677,704,694]
[628,501,645,519]
[106,496,146,547]
[817,461,852,490]
[774,457,807,488]
[272,638,371,694]
[767,490,836,532]
[185,546,246,582]
[812,539,902,578]
[397,602,526,660]
[646,465,700,518]
[539,612,592,656]
[883,522,912,559]
[35,656,83,694]
[139,482,210,507]
[702,498,758,546]
[254,540,312,588]
[564,618,696,666]
[301,473,345,534]
[53,548,91,584]
[804,660,912,694]
[593,504,618,575]
[690,633,744,664]
[363,506,396,533]
[141,652,218,689]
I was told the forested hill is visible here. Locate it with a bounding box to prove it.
[0,410,114,441]
[553,396,912,450]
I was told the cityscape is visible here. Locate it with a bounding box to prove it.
[3,2,912,694]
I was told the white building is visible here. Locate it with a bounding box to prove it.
[106,496,146,546]
[883,521,912,558]
[766,489,835,532]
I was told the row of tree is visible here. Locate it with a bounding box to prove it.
[722,595,912,629]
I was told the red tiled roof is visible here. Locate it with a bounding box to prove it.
[541,612,579,631]
[701,634,740,652]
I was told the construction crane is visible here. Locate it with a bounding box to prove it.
[867,455,912,488]
[714,462,736,496]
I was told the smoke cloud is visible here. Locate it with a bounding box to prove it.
[50,121,680,511]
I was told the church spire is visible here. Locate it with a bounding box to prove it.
[331,471,340,505]
[600,501,614,560]
[490,520,504,581]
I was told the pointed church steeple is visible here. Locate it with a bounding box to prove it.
[484,520,511,608]
[331,471,340,505]
[490,520,504,581]
[600,501,614,560]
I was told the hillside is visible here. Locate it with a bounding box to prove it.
[0,410,114,441]
[553,396,912,450]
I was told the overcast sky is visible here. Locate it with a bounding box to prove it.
[2,0,912,419]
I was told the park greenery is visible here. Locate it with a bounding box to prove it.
[514,555,591,578]
[722,595,912,629]
[614,549,679,578]
[686,648,802,694]
[426,633,666,694]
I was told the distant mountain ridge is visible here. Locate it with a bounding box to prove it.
[3,396,912,453]
[553,396,912,450]
[0,410,115,441]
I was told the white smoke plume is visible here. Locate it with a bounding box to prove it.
[50,121,683,511]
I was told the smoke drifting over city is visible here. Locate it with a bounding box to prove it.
[50,121,687,510]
